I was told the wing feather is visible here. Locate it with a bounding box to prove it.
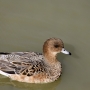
[0,52,47,76]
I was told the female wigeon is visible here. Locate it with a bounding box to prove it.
[0,38,71,83]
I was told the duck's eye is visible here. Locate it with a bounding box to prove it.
[54,45,59,48]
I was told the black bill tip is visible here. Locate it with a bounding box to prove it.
[69,52,71,55]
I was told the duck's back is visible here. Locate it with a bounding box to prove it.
[0,52,47,73]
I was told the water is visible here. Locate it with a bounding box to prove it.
[0,0,90,90]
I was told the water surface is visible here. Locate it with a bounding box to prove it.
[0,0,90,90]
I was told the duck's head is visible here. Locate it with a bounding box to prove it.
[43,38,71,56]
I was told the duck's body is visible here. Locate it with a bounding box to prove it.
[0,38,71,83]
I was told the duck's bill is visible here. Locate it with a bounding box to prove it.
[61,48,71,55]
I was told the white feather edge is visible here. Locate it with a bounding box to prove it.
[0,70,10,77]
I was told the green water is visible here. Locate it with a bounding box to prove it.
[0,0,90,90]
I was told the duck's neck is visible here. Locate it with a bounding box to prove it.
[43,51,58,64]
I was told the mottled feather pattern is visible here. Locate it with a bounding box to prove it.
[0,52,47,76]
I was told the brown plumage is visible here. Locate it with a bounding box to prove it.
[0,38,71,83]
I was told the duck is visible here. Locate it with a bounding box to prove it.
[0,38,71,83]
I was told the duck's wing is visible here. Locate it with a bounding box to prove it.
[0,52,46,76]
